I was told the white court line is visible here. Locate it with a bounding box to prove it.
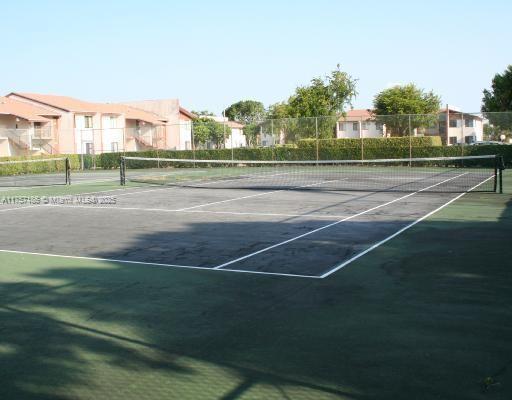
[320,175,496,278]
[175,179,343,211]
[213,173,468,270]
[0,249,319,279]
[43,203,348,220]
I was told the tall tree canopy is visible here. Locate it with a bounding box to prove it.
[193,116,231,149]
[224,100,266,146]
[373,84,441,136]
[225,100,266,124]
[481,65,512,137]
[482,65,512,112]
[269,65,357,119]
[266,66,357,141]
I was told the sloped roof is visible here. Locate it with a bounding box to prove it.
[342,109,374,119]
[105,104,166,124]
[226,120,244,129]
[10,92,99,113]
[0,96,55,122]
[439,108,483,120]
[8,92,165,124]
[179,107,196,119]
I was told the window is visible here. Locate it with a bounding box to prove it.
[362,122,368,130]
[449,137,457,145]
[465,136,474,144]
[85,142,94,154]
[338,122,344,131]
[109,116,117,128]
[84,115,93,129]
[375,123,382,131]
[111,142,119,152]
[465,119,474,128]
[449,119,457,128]
[353,122,359,131]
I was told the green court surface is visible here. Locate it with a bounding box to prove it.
[0,173,511,399]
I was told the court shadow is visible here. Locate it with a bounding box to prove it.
[1,197,511,399]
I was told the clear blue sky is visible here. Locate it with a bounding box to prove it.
[1,0,510,114]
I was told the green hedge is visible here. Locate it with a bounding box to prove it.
[0,154,102,176]
[298,136,443,149]
[0,155,77,177]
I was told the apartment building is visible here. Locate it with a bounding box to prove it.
[0,93,196,157]
[434,107,484,145]
[121,99,196,150]
[0,96,61,156]
[336,107,484,144]
[336,109,383,139]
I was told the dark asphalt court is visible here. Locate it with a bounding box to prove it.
[0,172,485,278]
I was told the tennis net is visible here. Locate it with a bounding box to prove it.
[0,157,71,187]
[120,155,504,193]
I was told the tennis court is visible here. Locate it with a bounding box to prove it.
[1,155,511,400]
[0,155,504,279]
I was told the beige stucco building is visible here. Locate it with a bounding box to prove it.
[0,93,196,157]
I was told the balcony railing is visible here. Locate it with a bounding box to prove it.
[32,127,53,139]
[125,127,163,148]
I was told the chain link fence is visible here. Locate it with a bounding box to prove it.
[1,111,511,166]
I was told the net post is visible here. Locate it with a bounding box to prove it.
[500,167,503,194]
[494,156,498,192]
[120,156,126,186]
[499,155,504,194]
[65,157,71,185]
[408,114,412,167]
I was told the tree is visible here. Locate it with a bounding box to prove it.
[225,100,266,147]
[192,110,215,117]
[285,65,357,118]
[482,65,512,138]
[482,65,512,113]
[225,100,266,124]
[193,117,231,149]
[207,119,228,149]
[373,84,441,137]
[192,121,210,146]
[267,65,358,142]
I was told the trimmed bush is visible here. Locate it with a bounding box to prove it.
[0,154,79,177]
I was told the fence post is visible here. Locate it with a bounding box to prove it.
[191,121,196,167]
[461,113,465,157]
[231,123,234,161]
[408,114,412,164]
[360,117,364,161]
[315,117,319,162]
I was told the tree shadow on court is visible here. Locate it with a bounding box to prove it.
[1,196,512,399]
